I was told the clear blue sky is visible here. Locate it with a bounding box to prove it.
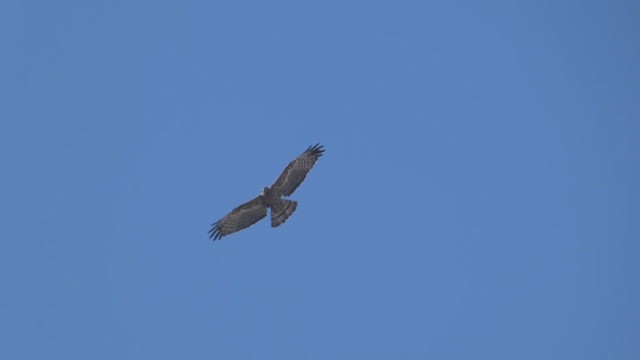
[2,1,639,359]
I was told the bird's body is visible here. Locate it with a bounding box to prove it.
[209,144,324,240]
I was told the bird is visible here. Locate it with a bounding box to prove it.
[209,143,325,240]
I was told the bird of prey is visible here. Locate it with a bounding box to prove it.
[209,143,325,240]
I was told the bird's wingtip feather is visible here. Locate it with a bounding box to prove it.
[305,143,325,156]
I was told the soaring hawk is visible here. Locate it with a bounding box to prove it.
[209,143,325,240]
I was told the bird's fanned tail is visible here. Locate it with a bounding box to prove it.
[270,199,297,227]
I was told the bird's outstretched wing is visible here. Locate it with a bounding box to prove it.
[270,143,324,197]
[209,196,268,240]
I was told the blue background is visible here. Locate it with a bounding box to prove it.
[2,1,639,359]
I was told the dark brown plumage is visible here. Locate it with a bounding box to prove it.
[209,144,324,240]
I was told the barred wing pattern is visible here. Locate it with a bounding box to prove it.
[209,196,267,240]
[271,144,325,197]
